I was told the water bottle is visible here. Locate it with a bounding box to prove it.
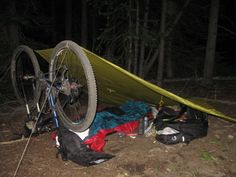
[143,117,148,133]
[138,117,144,135]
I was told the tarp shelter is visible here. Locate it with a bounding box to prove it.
[36,47,236,123]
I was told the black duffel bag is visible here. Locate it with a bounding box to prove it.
[154,106,208,145]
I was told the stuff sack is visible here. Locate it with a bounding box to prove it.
[56,125,114,166]
[154,106,208,145]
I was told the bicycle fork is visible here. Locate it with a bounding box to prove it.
[47,87,59,129]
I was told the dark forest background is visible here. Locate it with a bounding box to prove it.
[0,0,235,101]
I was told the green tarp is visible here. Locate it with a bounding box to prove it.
[36,47,235,122]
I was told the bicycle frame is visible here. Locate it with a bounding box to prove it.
[47,87,59,129]
[22,77,61,135]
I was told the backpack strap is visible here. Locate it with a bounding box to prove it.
[55,122,68,161]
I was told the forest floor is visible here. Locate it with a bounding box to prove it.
[0,81,236,177]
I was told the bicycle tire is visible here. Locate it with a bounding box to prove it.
[49,40,97,132]
[11,45,42,107]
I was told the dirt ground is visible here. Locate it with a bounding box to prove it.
[0,83,236,177]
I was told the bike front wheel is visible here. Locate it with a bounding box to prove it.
[49,40,97,132]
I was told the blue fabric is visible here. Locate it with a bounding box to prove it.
[87,101,150,138]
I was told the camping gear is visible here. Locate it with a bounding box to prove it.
[84,101,151,151]
[11,41,231,170]
[36,46,235,122]
[154,106,208,145]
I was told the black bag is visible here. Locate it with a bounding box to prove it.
[57,125,114,166]
[154,106,208,145]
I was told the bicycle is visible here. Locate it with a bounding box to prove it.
[10,40,97,134]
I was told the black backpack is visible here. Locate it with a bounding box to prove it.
[56,125,114,166]
[154,106,208,145]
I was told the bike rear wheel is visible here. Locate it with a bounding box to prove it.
[49,40,97,132]
[11,45,42,109]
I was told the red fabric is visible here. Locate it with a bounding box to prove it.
[146,112,154,119]
[84,120,139,152]
[51,131,57,140]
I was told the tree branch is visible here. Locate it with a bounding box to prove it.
[143,0,191,78]
[218,25,236,36]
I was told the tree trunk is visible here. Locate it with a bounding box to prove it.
[104,8,112,59]
[143,0,190,78]
[127,0,133,72]
[91,13,96,51]
[65,0,72,39]
[9,23,19,49]
[166,38,173,78]
[143,48,159,78]
[203,0,220,85]
[139,0,149,77]
[165,0,178,78]
[51,0,57,44]
[81,0,88,47]
[8,0,19,48]
[133,0,140,74]
[156,0,167,86]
